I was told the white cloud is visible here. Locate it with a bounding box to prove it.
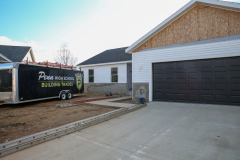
[0,36,56,62]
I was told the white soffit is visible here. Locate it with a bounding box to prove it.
[125,0,240,54]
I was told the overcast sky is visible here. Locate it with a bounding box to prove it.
[0,0,239,65]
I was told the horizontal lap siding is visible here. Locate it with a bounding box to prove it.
[82,63,127,83]
[132,39,240,83]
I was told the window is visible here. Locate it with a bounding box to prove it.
[0,70,12,92]
[89,69,94,82]
[111,67,118,82]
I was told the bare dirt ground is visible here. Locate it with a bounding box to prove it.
[0,95,118,144]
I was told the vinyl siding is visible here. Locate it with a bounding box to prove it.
[82,63,127,83]
[132,38,240,83]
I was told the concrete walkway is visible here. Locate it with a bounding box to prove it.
[2,102,240,160]
[86,96,134,108]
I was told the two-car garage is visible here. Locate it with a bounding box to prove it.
[126,0,240,106]
[153,57,240,105]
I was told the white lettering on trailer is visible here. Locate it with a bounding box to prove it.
[38,71,74,81]
[64,77,74,81]
[38,71,54,80]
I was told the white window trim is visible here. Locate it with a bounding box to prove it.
[88,69,94,83]
[111,67,118,83]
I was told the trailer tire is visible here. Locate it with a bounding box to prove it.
[67,91,72,99]
[60,92,67,100]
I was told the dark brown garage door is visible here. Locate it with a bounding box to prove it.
[153,56,240,105]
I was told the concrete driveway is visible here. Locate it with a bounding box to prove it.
[2,102,240,160]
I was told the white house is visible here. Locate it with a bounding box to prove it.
[77,47,132,95]
[0,45,35,63]
[126,0,240,105]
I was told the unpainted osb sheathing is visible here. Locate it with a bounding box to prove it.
[133,5,240,52]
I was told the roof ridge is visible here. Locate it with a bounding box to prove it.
[0,44,31,48]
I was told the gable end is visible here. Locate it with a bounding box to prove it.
[133,5,240,52]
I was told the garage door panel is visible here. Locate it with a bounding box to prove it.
[201,83,212,90]
[201,95,213,103]
[153,56,240,105]
[188,72,199,79]
[230,84,240,91]
[176,62,185,69]
[176,84,186,90]
[154,93,164,100]
[188,94,199,102]
[215,83,227,90]
[165,63,174,69]
[155,84,163,90]
[188,61,198,68]
[165,83,174,90]
[214,59,227,67]
[176,73,186,79]
[201,72,212,79]
[155,74,164,80]
[165,93,175,101]
[176,94,187,101]
[201,61,212,68]
[230,95,240,104]
[154,63,163,70]
[230,58,240,66]
[188,83,199,90]
[230,71,240,78]
[165,73,174,79]
[215,71,227,79]
[215,95,228,103]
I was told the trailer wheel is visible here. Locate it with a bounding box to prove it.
[67,91,72,99]
[60,92,67,100]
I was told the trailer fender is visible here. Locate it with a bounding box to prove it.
[59,90,69,98]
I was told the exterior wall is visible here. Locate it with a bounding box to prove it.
[134,5,240,52]
[81,63,127,95]
[132,38,240,101]
[82,63,127,83]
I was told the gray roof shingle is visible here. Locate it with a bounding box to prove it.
[0,45,31,62]
[78,47,131,66]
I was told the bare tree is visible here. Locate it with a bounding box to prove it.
[53,43,78,66]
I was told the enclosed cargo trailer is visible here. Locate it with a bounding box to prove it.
[0,62,84,104]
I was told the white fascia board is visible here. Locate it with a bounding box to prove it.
[126,0,240,54]
[29,48,36,62]
[0,53,13,62]
[77,60,132,68]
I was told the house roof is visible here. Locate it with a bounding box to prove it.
[0,45,32,62]
[77,47,132,66]
[126,0,240,53]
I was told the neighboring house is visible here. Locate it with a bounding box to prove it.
[77,47,132,95]
[126,0,240,105]
[0,45,35,63]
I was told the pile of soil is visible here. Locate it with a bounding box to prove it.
[0,95,117,144]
